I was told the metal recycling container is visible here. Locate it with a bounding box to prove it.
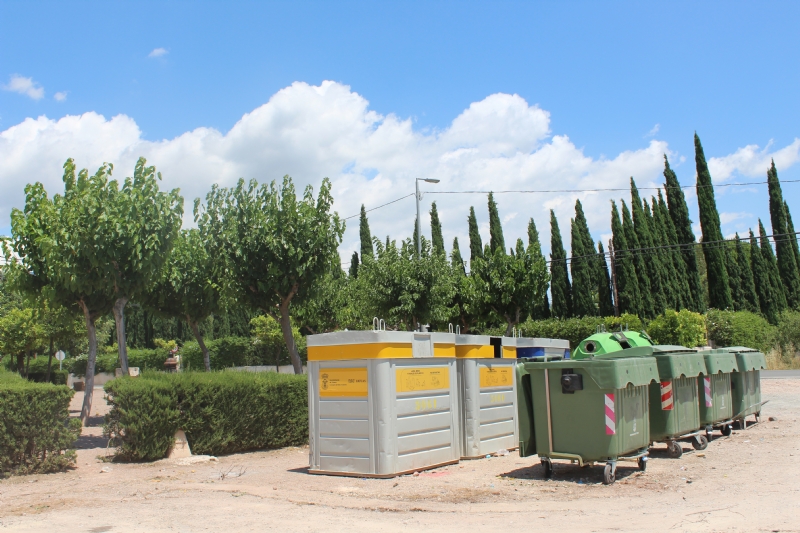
[697,349,738,437]
[455,335,517,458]
[307,330,460,477]
[516,337,571,360]
[726,346,767,426]
[516,355,658,484]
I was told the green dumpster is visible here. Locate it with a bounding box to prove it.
[698,349,738,438]
[572,330,654,359]
[725,347,767,428]
[516,355,658,484]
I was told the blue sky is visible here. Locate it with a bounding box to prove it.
[2,1,799,258]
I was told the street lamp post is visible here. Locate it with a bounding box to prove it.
[415,178,440,256]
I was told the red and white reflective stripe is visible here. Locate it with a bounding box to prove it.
[605,393,616,435]
[661,380,674,410]
[703,377,713,407]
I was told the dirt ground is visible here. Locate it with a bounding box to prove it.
[1,380,798,533]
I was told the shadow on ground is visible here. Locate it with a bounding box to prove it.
[502,459,641,484]
[75,434,110,450]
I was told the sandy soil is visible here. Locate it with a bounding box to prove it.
[1,380,799,533]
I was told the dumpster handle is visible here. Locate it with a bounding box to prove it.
[544,368,554,454]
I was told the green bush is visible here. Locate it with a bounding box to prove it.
[0,374,81,475]
[647,309,707,347]
[27,370,69,385]
[180,335,307,371]
[705,309,776,355]
[104,371,308,461]
[517,313,643,349]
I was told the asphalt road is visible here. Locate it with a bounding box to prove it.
[762,370,800,379]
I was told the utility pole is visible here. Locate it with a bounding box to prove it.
[608,238,620,317]
[415,178,440,257]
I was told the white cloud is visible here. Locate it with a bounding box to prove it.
[54,91,67,102]
[645,123,660,138]
[148,48,168,58]
[719,212,751,225]
[1,81,798,261]
[708,138,800,182]
[2,74,44,100]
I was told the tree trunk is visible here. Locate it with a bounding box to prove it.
[25,351,31,378]
[17,353,24,375]
[278,303,302,374]
[504,321,514,337]
[112,297,130,375]
[80,301,99,426]
[46,337,54,383]
[188,317,211,372]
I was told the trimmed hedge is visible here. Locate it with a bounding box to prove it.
[0,372,80,475]
[517,313,643,349]
[647,309,707,347]
[104,371,308,461]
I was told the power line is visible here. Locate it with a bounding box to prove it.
[343,193,414,220]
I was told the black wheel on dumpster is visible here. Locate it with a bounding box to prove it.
[637,457,647,471]
[603,464,616,485]
[541,459,553,479]
[692,435,708,451]
[667,441,683,458]
[721,424,732,437]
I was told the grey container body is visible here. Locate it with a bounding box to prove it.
[308,357,460,477]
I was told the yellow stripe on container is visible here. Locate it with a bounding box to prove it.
[308,343,413,361]
[433,343,456,358]
[455,345,495,359]
[502,346,517,359]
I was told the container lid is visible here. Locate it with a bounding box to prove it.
[454,334,491,346]
[723,347,767,371]
[700,349,738,374]
[516,337,570,349]
[649,346,706,378]
[307,330,455,361]
[519,357,659,389]
[572,332,640,359]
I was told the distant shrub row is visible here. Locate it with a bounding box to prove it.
[103,371,308,461]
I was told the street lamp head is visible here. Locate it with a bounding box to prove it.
[424,178,440,183]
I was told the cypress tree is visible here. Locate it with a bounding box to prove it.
[451,237,466,275]
[695,133,734,310]
[488,192,506,254]
[785,201,800,279]
[359,205,374,261]
[726,242,744,311]
[735,233,759,313]
[515,238,525,257]
[412,218,420,257]
[574,200,600,292]
[549,210,572,318]
[646,198,679,309]
[663,155,706,312]
[430,201,445,256]
[656,190,692,310]
[622,200,655,318]
[527,218,550,319]
[570,218,595,316]
[750,229,779,324]
[597,241,615,316]
[631,179,667,314]
[759,219,788,313]
[767,161,800,308]
[348,251,359,278]
[611,200,641,316]
[468,207,483,262]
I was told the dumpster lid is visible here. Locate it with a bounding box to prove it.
[519,357,659,389]
[650,346,706,379]
[454,334,491,346]
[572,333,639,359]
[515,337,570,349]
[728,348,767,371]
[700,349,738,374]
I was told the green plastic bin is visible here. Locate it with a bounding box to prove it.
[516,355,658,484]
[572,330,654,359]
[698,349,738,437]
[725,347,767,428]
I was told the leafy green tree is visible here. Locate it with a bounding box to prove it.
[759,219,788,314]
[750,229,780,324]
[295,265,364,334]
[468,206,483,262]
[622,200,655,318]
[527,218,550,319]
[144,229,222,371]
[470,242,548,335]
[610,200,640,316]
[359,204,373,261]
[549,210,572,318]
[630,179,667,315]
[735,233,760,313]
[348,251,359,279]
[487,193,505,254]
[430,202,445,256]
[596,242,615,317]
[250,314,302,370]
[357,237,456,331]
[647,309,707,347]
[663,155,705,312]
[695,134,733,310]
[198,176,344,373]
[767,161,800,308]
[451,237,466,275]
[0,306,44,374]
[570,218,594,316]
